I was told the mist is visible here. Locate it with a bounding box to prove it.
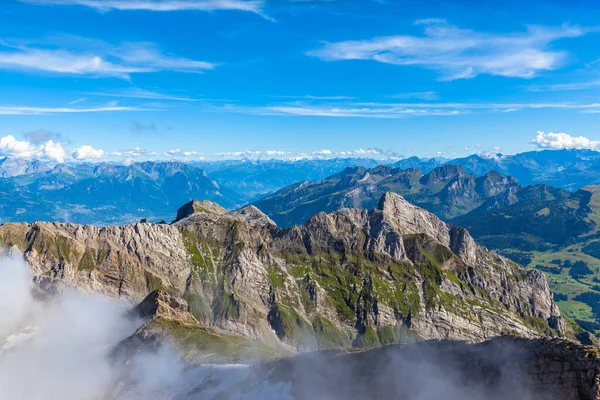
[0,255,584,400]
[0,255,183,400]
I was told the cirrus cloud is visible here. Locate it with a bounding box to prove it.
[0,37,216,79]
[307,20,589,80]
[19,0,266,15]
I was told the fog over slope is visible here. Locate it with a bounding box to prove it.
[0,255,597,400]
[0,256,184,400]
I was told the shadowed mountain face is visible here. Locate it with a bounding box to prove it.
[194,158,383,201]
[0,193,566,352]
[397,149,600,191]
[253,165,600,252]
[0,161,243,225]
[252,164,522,228]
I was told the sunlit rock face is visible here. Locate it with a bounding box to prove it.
[0,193,566,351]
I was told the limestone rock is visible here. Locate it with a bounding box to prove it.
[0,193,569,350]
[173,200,227,223]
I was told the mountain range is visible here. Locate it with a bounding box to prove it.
[0,148,600,226]
[1,183,599,398]
[396,149,600,190]
[251,163,600,332]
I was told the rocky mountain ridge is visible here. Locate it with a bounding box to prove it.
[0,193,567,351]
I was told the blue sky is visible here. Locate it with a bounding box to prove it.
[2,0,600,162]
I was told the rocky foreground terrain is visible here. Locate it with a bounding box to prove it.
[135,336,600,400]
[0,192,569,351]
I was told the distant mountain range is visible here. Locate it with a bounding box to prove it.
[194,158,383,201]
[397,149,600,191]
[1,148,600,226]
[0,161,239,225]
[253,165,522,228]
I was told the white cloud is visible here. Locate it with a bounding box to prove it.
[0,135,66,162]
[530,131,600,151]
[42,140,67,162]
[0,136,38,159]
[124,147,157,157]
[312,149,332,155]
[164,149,182,156]
[72,145,105,160]
[388,91,439,100]
[307,20,587,80]
[269,95,356,100]
[214,150,262,158]
[0,105,141,115]
[163,149,201,157]
[250,105,463,118]
[528,80,600,92]
[265,150,290,157]
[0,38,215,79]
[68,97,87,105]
[90,88,199,102]
[226,98,600,118]
[338,148,382,156]
[21,0,265,14]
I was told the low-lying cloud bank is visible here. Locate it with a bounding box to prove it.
[0,255,587,400]
[0,256,183,400]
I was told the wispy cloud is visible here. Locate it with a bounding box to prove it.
[19,0,265,15]
[268,95,356,100]
[531,131,600,150]
[68,97,87,105]
[307,20,590,80]
[231,104,464,118]
[387,91,439,100]
[528,79,600,92]
[89,88,200,101]
[124,147,157,157]
[0,38,216,79]
[163,149,202,158]
[221,99,600,118]
[0,105,142,115]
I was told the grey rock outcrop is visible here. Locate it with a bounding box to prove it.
[0,193,568,350]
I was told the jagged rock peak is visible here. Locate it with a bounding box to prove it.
[233,205,277,227]
[173,199,227,222]
[378,192,451,245]
[420,164,466,184]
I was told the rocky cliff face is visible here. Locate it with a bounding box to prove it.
[0,193,566,350]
